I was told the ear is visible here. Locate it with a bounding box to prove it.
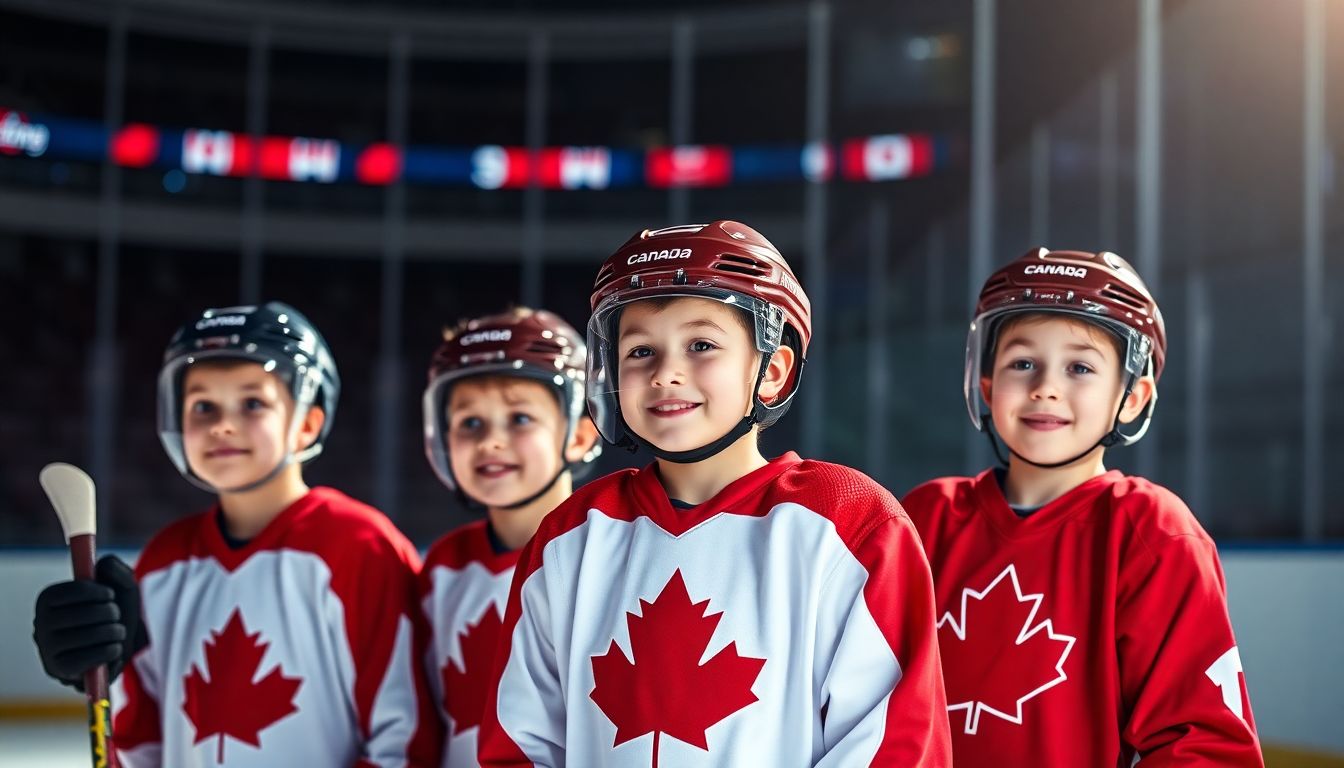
[1117,376,1156,425]
[756,345,798,406]
[293,405,326,452]
[979,376,993,407]
[563,415,601,464]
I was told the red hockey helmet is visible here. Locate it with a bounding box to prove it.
[586,221,811,456]
[965,248,1167,442]
[423,308,597,494]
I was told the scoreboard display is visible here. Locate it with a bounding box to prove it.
[1,108,948,189]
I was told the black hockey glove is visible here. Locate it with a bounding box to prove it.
[33,555,147,691]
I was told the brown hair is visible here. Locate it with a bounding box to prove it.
[987,312,1126,370]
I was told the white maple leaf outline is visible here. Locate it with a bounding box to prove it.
[936,563,1077,735]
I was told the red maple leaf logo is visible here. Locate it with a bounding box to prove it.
[441,603,504,735]
[182,609,303,763]
[937,564,1076,735]
[589,569,766,767]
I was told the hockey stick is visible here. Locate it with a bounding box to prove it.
[39,463,118,768]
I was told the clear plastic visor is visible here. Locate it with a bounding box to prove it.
[963,307,1152,431]
[157,349,318,488]
[422,362,587,492]
[585,286,782,445]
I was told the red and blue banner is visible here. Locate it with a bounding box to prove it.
[0,107,950,189]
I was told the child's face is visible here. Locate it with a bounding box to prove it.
[982,315,1132,465]
[181,363,305,490]
[446,377,570,508]
[616,297,761,454]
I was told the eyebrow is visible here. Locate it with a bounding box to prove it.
[184,381,266,395]
[620,318,728,339]
[1000,337,1105,355]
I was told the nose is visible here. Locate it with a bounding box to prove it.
[1029,368,1062,401]
[476,422,508,452]
[208,411,237,437]
[650,353,686,388]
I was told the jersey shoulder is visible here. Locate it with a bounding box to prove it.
[531,467,640,542]
[764,459,909,546]
[1102,474,1214,550]
[135,509,212,578]
[424,521,487,569]
[900,474,979,523]
[423,520,517,574]
[288,486,422,570]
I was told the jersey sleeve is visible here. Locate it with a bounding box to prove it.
[415,561,449,733]
[331,536,443,768]
[477,532,564,768]
[815,512,952,767]
[110,541,176,767]
[111,646,163,768]
[1116,531,1263,765]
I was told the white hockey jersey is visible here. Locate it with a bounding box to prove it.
[420,521,519,768]
[112,486,442,767]
[477,453,952,767]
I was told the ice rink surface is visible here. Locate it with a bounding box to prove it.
[0,720,95,767]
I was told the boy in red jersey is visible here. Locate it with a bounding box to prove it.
[33,301,441,767]
[903,248,1263,766]
[418,307,600,767]
[478,221,950,767]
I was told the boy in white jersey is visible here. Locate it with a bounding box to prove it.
[478,221,951,767]
[902,249,1262,765]
[417,307,600,768]
[33,301,441,767]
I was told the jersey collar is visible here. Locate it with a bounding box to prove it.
[630,451,803,537]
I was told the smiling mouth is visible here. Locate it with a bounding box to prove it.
[205,447,249,458]
[648,401,701,418]
[475,463,520,478]
[1021,415,1071,431]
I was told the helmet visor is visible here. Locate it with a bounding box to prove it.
[964,307,1152,431]
[421,361,587,492]
[585,286,783,445]
[157,348,316,487]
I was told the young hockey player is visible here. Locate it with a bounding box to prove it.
[32,301,441,767]
[418,307,601,768]
[903,248,1263,765]
[477,221,952,767]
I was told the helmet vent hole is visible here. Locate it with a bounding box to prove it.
[712,263,766,276]
[712,253,768,276]
[717,253,763,268]
[1101,284,1146,311]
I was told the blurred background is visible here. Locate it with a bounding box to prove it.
[1,0,1341,763]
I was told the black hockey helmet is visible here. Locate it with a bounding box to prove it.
[157,301,340,492]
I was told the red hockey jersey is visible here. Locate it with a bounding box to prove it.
[420,521,519,768]
[111,486,442,767]
[478,452,952,767]
[903,469,1263,767]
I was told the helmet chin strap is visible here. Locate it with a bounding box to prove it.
[498,464,570,510]
[217,453,297,494]
[453,459,573,513]
[621,352,774,465]
[986,366,1158,471]
[628,415,757,464]
[192,401,315,494]
[454,387,590,513]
